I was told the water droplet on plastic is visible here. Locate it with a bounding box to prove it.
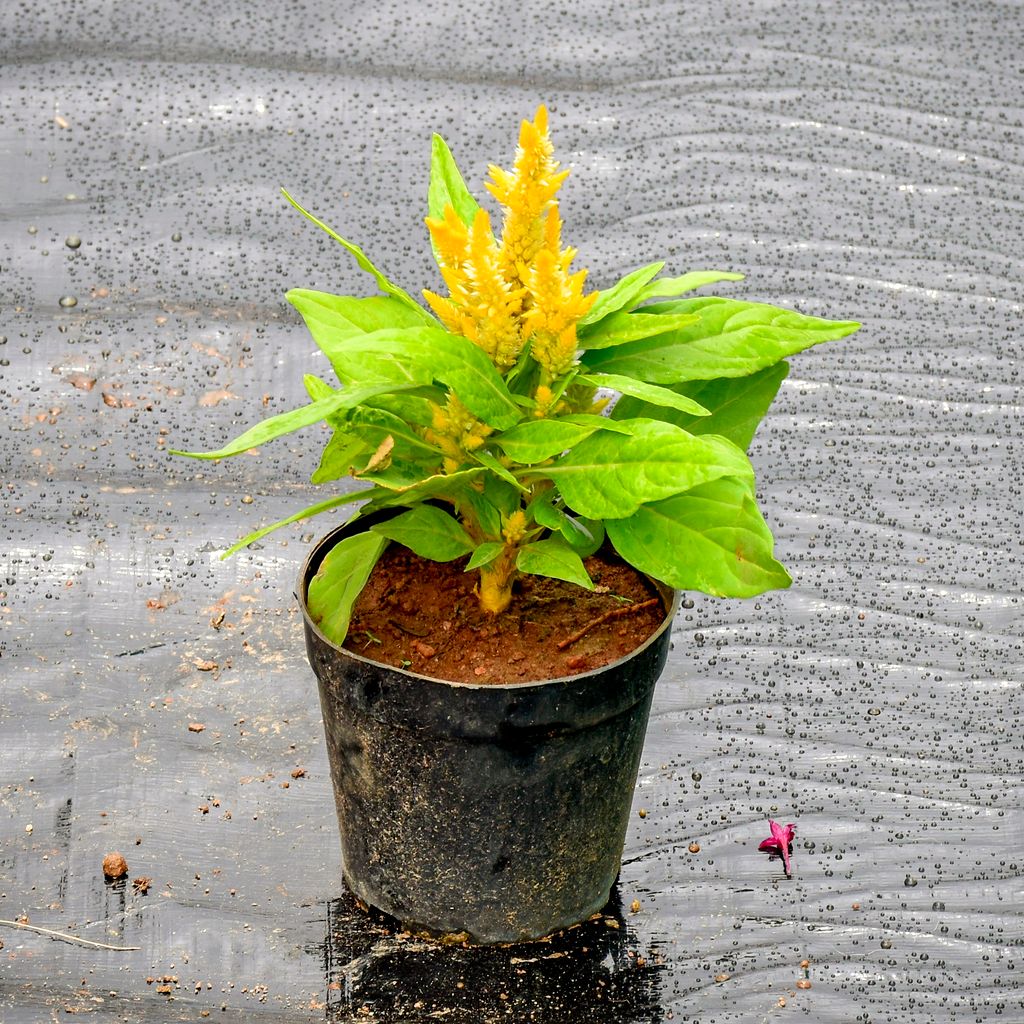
[65,235,82,249]
[58,295,78,308]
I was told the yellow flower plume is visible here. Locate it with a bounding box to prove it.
[424,103,596,383]
[486,104,569,287]
[523,207,596,378]
[424,207,526,371]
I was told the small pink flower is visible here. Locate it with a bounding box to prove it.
[759,820,796,877]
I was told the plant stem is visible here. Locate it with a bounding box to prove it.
[477,547,518,615]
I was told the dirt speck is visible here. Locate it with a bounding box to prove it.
[64,373,96,391]
[198,389,238,408]
[102,852,128,879]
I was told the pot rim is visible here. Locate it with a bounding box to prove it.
[297,514,680,693]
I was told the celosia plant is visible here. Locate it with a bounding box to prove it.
[173,106,859,642]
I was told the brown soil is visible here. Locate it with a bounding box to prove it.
[342,545,669,684]
[102,852,128,880]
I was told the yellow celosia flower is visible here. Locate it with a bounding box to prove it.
[486,105,569,286]
[424,102,596,389]
[523,209,597,377]
[424,208,526,370]
[423,394,494,473]
[501,509,528,545]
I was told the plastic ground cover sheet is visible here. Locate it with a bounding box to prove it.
[1,1,1021,1021]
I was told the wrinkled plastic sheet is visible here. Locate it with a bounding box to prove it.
[1,1,1022,1021]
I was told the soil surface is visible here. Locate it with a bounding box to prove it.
[343,545,669,683]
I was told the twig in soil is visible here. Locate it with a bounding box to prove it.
[0,919,140,951]
[556,598,660,651]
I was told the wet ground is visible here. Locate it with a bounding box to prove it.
[2,1,1022,1020]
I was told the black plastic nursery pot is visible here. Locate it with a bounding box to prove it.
[298,513,679,944]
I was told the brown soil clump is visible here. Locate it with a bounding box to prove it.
[102,852,128,880]
[343,545,669,684]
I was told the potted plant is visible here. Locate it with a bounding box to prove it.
[172,105,859,943]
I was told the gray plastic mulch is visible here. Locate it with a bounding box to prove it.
[1,2,1021,1021]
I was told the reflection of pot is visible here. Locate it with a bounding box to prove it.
[313,887,664,1023]
[299,513,678,944]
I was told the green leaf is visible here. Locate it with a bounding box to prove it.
[370,505,475,561]
[345,404,441,456]
[169,384,409,460]
[372,467,484,506]
[221,490,385,559]
[306,531,389,645]
[287,295,436,388]
[526,494,605,555]
[281,190,434,324]
[611,361,790,449]
[311,432,369,484]
[357,457,437,489]
[336,327,521,430]
[634,270,745,304]
[503,337,540,396]
[364,391,441,429]
[606,477,791,597]
[578,261,665,327]
[561,516,605,557]
[288,291,430,360]
[539,419,753,519]
[303,373,336,402]
[579,373,711,417]
[473,449,528,492]
[428,134,481,227]
[516,536,594,591]
[528,494,564,532]
[303,375,355,437]
[465,541,505,571]
[458,489,503,538]
[578,310,700,350]
[483,474,521,517]
[584,297,860,383]
[494,419,601,464]
[558,413,636,435]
